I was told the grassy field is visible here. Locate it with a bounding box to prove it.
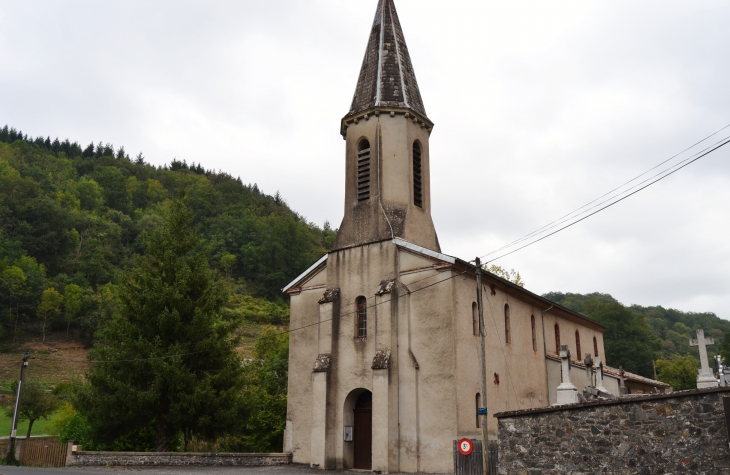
[0,323,275,383]
[0,411,34,438]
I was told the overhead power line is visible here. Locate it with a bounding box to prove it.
[480,122,730,260]
[482,135,730,263]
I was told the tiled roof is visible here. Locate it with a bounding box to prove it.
[347,0,428,120]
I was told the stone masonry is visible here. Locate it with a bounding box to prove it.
[495,386,730,475]
[67,450,292,467]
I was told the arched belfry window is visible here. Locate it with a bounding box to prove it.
[356,296,367,338]
[413,141,423,208]
[472,302,478,336]
[575,330,581,360]
[554,324,561,354]
[593,336,599,357]
[357,139,371,202]
[504,304,511,344]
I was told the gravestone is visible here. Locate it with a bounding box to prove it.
[690,329,718,389]
[595,356,608,393]
[555,345,579,405]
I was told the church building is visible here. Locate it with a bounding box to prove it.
[283,0,666,472]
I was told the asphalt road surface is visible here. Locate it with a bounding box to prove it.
[0,465,329,475]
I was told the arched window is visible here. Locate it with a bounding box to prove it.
[531,315,537,351]
[554,324,560,354]
[357,139,371,202]
[356,296,367,337]
[475,393,481,428]
[593,336,599,357]
[504,304,511,344]
[575,330,581,360]
[413,141,423,208]
[472,302,478,336]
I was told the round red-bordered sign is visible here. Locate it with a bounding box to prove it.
[458,438,473,456]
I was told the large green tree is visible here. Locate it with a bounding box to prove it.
[237,327,289,452]
[76,196,245,451]
[6,379,60,438]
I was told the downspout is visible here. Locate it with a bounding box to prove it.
[541,305,553,405]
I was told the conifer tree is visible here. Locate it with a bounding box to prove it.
[76,195,245,451]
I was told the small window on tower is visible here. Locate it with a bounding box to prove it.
[575,330,581,360]
[356,296,367,338]
[413,141,423,208]
[357,139,371,202]
[593,336,599,357]
[555,324,561,354]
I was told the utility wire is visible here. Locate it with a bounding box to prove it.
[482,135,730,263]
[483,135,730,256]
[479,124,730,260]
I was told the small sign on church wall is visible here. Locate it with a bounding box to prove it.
[344,426,353,442]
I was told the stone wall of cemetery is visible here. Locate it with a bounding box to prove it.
[495,386,730,475]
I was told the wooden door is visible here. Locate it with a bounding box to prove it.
[353,391,372,470]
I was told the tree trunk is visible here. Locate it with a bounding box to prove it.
[42,316,47,343]
[155,418,170,452]
[26,419,35,439]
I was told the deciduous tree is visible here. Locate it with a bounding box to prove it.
[656,355,699,391]
[37,287,63,342]
[6,380,60,438]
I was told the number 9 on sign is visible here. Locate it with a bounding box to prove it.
[458,438,473,456]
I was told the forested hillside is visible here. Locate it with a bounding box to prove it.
[0,125,335,345]
[543,291,730,378]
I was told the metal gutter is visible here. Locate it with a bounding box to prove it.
[281,254,328,293]
[392,237,456,264]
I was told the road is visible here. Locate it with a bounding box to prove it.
[0,465,327,475]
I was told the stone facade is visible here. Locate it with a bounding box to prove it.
[67,450,292,467]
[496,387,730,475]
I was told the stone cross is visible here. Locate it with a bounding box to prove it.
[690,329,718,389]
[555,345,579,405]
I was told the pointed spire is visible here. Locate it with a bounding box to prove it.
[346,0,428,120]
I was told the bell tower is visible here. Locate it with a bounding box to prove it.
[333,0,440,252]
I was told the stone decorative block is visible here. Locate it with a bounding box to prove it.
[371,349,391,370]
[312,354,332,373]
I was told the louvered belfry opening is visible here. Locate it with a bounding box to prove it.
[357,139,371,202]
[413,141,422,208]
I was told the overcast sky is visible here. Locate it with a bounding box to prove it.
[1,0,729,319]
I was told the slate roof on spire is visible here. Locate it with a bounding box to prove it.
[346,0,428,120]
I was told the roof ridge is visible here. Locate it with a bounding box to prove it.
[346,0,427,120]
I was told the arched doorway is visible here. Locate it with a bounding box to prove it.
[353,391,372,470]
